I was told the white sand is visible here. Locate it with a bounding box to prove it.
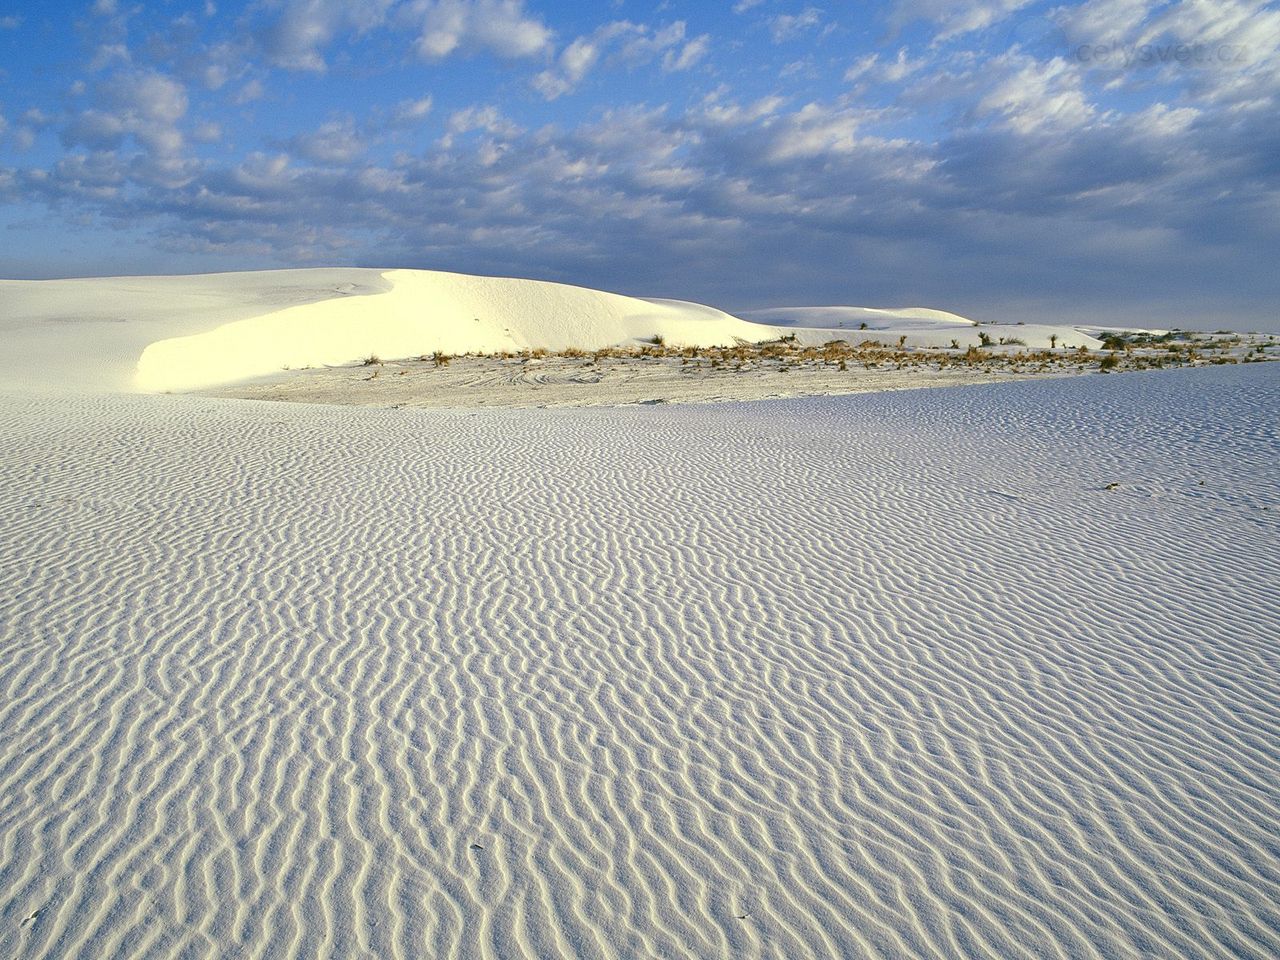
[0,268,1102,395]
[0,271,1277,958]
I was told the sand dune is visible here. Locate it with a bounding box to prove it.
[0,269,1101,394]
[1,363,1277,958]
[741,304,978,328]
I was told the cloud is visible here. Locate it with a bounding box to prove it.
[533,23,633,100]
[285,116,366,164]
[664,34,711,72]
[977,54,1097,133]
[770,7,823,43]
[845,48,929,84]
[533,20,707,100]
[403,0,552,61]
[64,70,190,158]
[0,15,23,30]
[389,96,435,126]
[3,0,1278,327]
[1056,0,1280,109]
[888,0,1038,42]
[258,0,395,72]
[438,104,522,155]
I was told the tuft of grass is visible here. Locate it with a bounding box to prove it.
[362,354,382,366]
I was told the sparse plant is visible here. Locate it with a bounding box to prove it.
[362,354,382,366]
[1099,354,1120,372]
[978,332,992,347]
[433,351,451,367]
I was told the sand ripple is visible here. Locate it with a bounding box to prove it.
[1,365,1277,958]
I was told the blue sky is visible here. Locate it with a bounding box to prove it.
[1,0,1277,329]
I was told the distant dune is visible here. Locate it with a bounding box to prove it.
[0,268,1102,393]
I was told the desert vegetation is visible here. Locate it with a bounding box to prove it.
[374,329,1273,378]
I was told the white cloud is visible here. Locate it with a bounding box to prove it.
[889,0,1038,42]
[390,96,435,125]
[770,7,823,43]
[60,69,193,181]
[288,116,366,164]
[0,15,23,30]
[440,105,522,149]
[977,55,1096,133]
[664,34,711,72]
[764,102,863,160]
[533,20,703,100]
[845,48,928,83]
[234,79,265,104]
[533,24,631,100]
[405,0,552,61]
[698,91,786,127]
[192,121,223,143]
[260,0,395,72]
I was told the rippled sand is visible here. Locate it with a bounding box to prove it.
[1,364,1277,958]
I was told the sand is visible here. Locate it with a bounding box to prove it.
[0,268,1103,395]
[1,362,1277,958]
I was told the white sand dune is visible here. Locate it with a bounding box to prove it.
[0,269,1101,394]
[1,361,1278,958]
[0,269,391,393]
[743,307,1101,351]
[742,304,979,328]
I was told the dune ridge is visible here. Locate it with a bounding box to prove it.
[1,364,1277,958]
[0,268,1102,394]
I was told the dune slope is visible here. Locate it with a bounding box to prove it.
[0,269,1102,394]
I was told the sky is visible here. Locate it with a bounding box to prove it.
[0,0,1277,329]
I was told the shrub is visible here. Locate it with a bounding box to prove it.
[1099,354,1120,372]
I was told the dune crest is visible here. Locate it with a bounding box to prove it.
[135,269,780,392]
[1,268,1103,394]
